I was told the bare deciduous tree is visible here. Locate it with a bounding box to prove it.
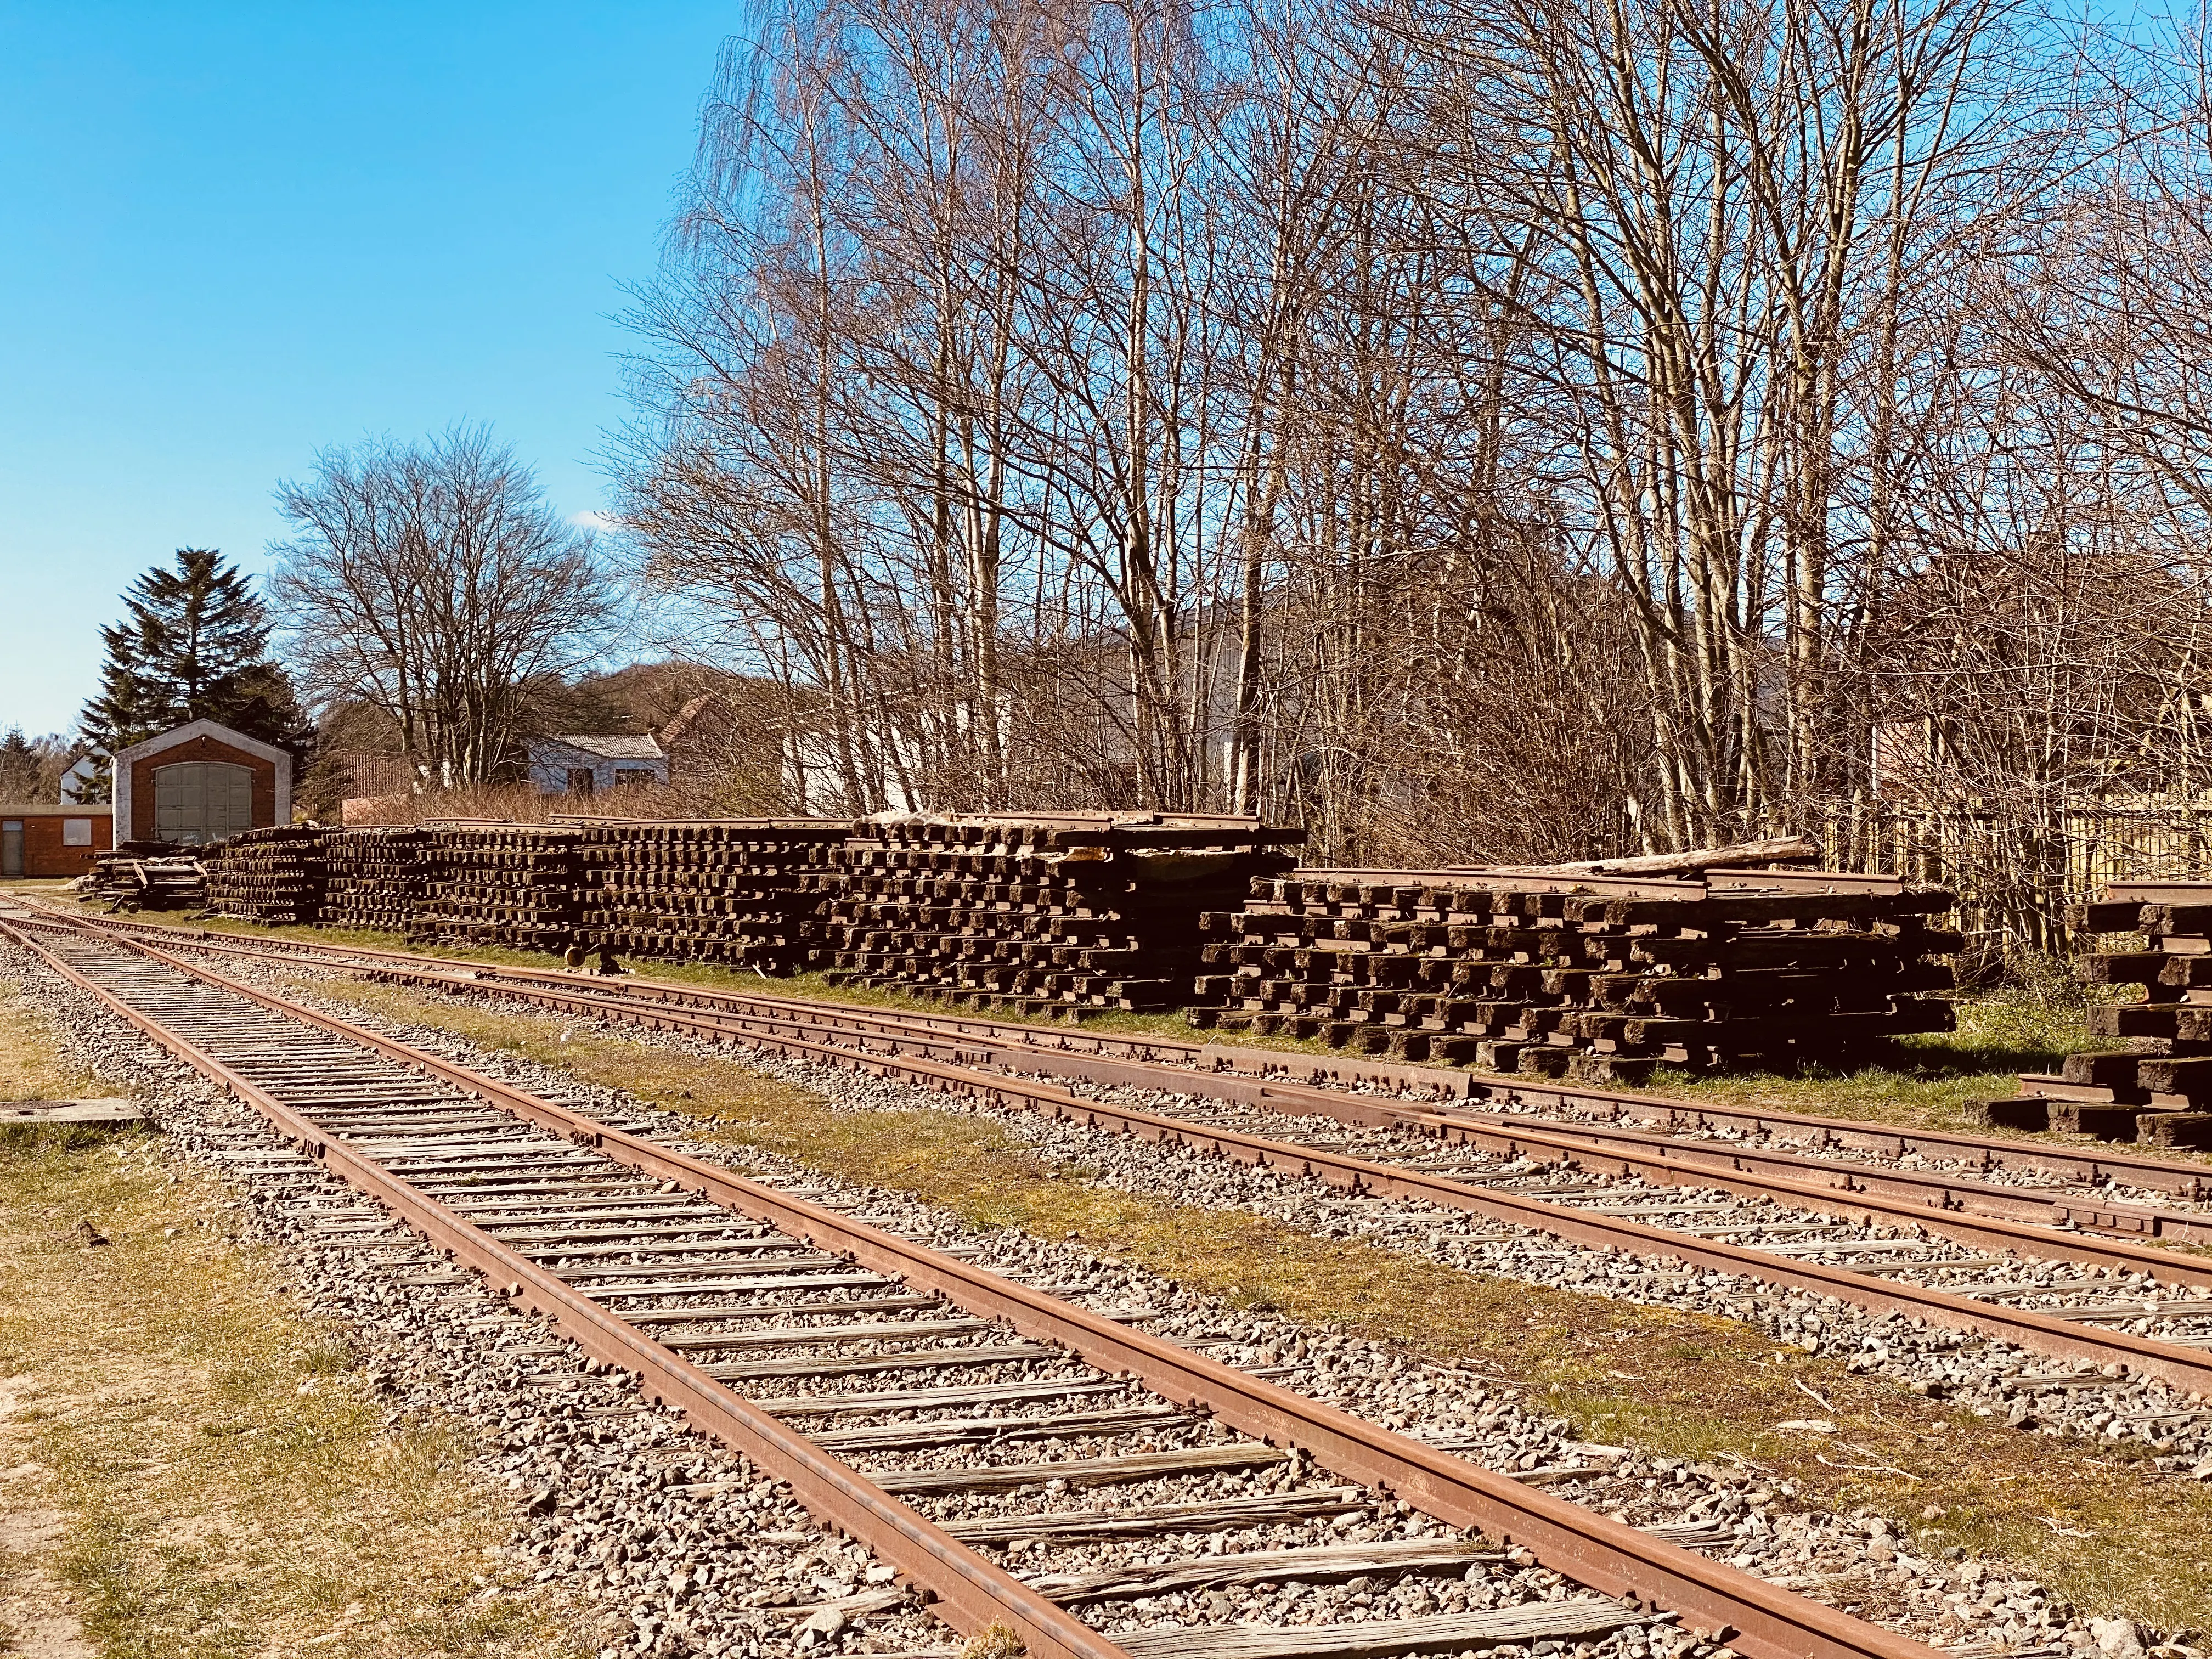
[614,0,2212,935]
[270,426,617,789]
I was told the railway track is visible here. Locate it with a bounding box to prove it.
[24,905,2212,1409]
[43,904,2212,1221]
[0,909,1970,1659]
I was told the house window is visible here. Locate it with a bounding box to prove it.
[566,768,595,798]
[62,819,92,846]
[612,768,657,788]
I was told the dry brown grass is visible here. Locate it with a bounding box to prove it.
[0,974,103,1104]
[307,974,2212,1635]
[335,779,735,827]
[0,975,591,1659]
[958,1624,1028,1658]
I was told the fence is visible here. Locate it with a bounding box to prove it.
[1819,802,2212,957]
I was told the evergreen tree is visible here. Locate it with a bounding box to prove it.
[0,730,39,802]
[78,550,313,773]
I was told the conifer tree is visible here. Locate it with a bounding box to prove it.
[0,730,40,802]
[77,550,311,783]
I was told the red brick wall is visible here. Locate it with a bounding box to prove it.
[127,736,278,842]
[3,811,114,878]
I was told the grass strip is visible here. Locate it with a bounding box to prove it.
[304,974,2212,1635]
[0,972,105,1103]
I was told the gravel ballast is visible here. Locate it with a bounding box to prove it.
[1,933,2199,1659]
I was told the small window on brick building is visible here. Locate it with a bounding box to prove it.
[62,819,92,846]
[566,768,595,798]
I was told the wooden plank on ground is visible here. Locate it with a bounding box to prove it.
[1024,1538,1505,1602]
[1110,1599,1649,1658]
[942,1487,1367,1544]
[0,1098,148,1126]
[870,1442,1284,1495]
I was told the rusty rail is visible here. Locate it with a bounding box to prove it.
[0,913,1973,1659]
[21,908,2212,1403]
[46,903,2212,1206]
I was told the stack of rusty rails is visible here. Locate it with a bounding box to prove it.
[408,823,582,953]
[1193,867,1959,1082]
[571,819,846,969]
[201,825,324,926]
[1987,881,2212,1150]
[821,814,1300,1014]
[315,826,431,934]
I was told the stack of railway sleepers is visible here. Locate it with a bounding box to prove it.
[572,819,845,969]
[1193,865,1959,1082]
[76,845,207,911]
[408,824,581,952]
[202,826,324,925]
[1987,880,2212,1148]
[316,826,431,934]
[820,813,1300,1013]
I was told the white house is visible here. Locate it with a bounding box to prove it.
[526,735,669,798]
[59,754,102,804]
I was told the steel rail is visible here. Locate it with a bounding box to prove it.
[571,978,2212,1253]
[0,919,1120,1659]
[30,911,2212,1404]
[0,919,1950,1659]
[45,902,2212,1211]
[39,911,2212,1277]
[46,909,1478,1090]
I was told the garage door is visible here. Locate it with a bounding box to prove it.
[154,761,255,844]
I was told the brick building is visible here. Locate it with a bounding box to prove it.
[0,805,113,878]
[111,719,292,845]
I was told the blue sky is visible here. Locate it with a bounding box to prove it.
[0,3,738,738]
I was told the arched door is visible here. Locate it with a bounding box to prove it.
[153,761,255,844]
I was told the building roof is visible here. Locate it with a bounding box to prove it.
[658,693,734,751]
[535,733,666,761]
[112,718,291,770]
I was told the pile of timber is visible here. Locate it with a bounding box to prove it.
[819,814,1300,1013]
[574,819,845,970]
[408,825,582,952]
[1987,881,2212,1148]
[317,826,431,934]
[202,826,324,926]
[1193,865,1959,1082]
[76,845,208,911]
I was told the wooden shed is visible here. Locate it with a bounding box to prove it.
[0,805,113,878]
[111,720,292,846]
